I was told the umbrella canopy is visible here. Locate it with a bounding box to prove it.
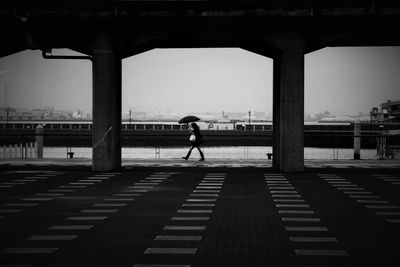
[179,115,200,124]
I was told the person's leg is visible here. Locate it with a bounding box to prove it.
[183,146,194,160]
[197,146,205,161]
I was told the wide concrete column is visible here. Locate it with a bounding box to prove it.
[274,49,305,172]
[272,57,281,169]
[92,36,122,171]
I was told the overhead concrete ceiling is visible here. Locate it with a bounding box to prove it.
[1,0,400,58]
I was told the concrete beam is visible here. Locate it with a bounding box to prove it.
[275,49,304,172]
[92,37,121,171]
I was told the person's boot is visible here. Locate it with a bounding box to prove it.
[199,150,205,161]
[182,151,191,160]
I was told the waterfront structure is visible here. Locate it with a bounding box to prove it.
[371,100,400,123]
[0,119,350,132]
[1,119,392,152]
[2,1,400,171]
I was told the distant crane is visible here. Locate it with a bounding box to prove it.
[248,110,251,126]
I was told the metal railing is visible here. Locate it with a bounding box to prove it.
[0,142,36,159]
[0,130,399,160]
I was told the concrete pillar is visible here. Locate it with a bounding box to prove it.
[353,122,361,160]
[272,57,281,169]
[35,124,43,158]
[276,49,305,172]
[92,35,122,171]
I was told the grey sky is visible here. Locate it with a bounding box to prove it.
[122,48,271,114]
[1,46,400,116]
[305,47,400,115]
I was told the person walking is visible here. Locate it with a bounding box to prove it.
[182,122,205,161]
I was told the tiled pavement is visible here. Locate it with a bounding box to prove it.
[0,160,400,266]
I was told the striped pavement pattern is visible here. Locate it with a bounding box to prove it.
[265,173,349,266]
[318,173,400,224]
[134,172,226,267]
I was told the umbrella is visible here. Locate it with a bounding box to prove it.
[179,115,200,124]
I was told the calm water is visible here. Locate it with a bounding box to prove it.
[44,146,379,160]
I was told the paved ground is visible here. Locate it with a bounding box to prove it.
[0,158,400,170]
[0,159,400,266]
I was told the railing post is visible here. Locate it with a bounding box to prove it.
[30,141,34,158]
[24,143,28,158]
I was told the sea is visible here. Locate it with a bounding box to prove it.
[43,146,379,160]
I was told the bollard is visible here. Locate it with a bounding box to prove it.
[155,147,160,159]
[353,122,361,160]
[36,125,43,158]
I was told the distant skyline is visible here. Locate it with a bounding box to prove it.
[1,47,400,116]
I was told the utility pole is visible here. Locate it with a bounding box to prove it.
[129,109,132,125]
[248,110,251,126]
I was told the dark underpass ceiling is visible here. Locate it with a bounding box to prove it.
[1,0,400,58]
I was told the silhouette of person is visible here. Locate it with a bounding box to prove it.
[182,122,205,161]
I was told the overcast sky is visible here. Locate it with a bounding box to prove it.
[1,46,400,116]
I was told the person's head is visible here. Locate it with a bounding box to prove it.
[191,122,199,130]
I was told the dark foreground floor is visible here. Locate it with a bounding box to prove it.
[1,161,400,266]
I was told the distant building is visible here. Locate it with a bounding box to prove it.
[72,109,90,119]
[371,100,400,123]
[0,106,84,121]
